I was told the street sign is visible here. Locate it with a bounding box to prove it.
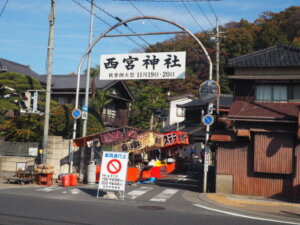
[82,105,88,112]
[98,151,129,196]
[204,145,210,172]
[202,114,214,126]
[33,91,38,112]
[81,111,88,120]
[71,108,81,119]
[208,102,213,115]
[199,80,220,103]
[100,52,186,80]
[107,159,122,174]
[204,161,209,172]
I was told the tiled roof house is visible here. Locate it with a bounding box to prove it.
[0,58,135,127]
[214,44,300,200]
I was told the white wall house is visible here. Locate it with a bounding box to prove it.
[166,93,195,126]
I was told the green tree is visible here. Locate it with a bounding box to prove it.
[0,72,43,114]
[89,89,113,126]
[0,114,43,142]
[84,65,100,99]
[49,104,74,138]
[224,27,256,58]
[129,85,167,130]
[255,22,289,49]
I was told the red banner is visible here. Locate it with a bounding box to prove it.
[163,131,189,147]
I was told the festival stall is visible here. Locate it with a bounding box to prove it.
[72,128,189,183]
[72,127,138,182]
[162,131,189,173]
[115,131,166,180]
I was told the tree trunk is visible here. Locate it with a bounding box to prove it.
[150,112,154,130]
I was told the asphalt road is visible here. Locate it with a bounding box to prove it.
[0,179,284,225]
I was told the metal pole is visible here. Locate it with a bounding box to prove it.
[103,31,186,37]
[203,19,219,192]
[79,0,94,182]
[203,123,210,193]
[82,0,94,137]
[70,15,213,182]
[216,18,220,116]
[42,0,56,164]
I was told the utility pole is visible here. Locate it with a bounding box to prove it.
[216,18,220,116]
[79,0,94,182]
[42,0,56,164]
[207,19,225,117]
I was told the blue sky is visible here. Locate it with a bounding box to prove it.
[0,0,298,75]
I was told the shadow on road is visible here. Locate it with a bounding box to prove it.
[77,187,105,198]
[0,212,92,225]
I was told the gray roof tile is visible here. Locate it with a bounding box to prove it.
[226,44,300,68]
[180,94,233,108]
[39,75,116,90]
[0,58,40,80]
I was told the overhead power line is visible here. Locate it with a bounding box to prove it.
[129,1,164,32]
[194,0,214,29]
[114,0,221,2]
[129,0,208,63]
[181,1,205,32]
[0,0,9,18]
[206,0,223,26]
[72,0,146,50]
[86,0,154,50]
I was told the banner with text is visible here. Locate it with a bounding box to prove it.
[100,52,186,80]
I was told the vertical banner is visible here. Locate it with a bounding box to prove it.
[97,151,129,197]
[33,91,38,112]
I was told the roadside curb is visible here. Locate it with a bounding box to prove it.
[197,193,300,224]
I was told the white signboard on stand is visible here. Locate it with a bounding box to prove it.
[100,52,186,80]
[97,151,129,199]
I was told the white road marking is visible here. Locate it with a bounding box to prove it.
[36,187,62,192]
[178,178,188,181]
[178,175,187,178]
[194,204,300,225]
[150,189,179,202]
[70,189,80,195]
[176,175,188,182]
[127,187,153,199]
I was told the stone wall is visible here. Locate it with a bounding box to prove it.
[0,136,81,179]
[46,136,80,179]
[0,156,35,177]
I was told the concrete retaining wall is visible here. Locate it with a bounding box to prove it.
[46,136,80,179]
[0,156,35,177]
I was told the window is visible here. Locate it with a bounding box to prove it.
[255,84,288,102]
[291,84,300,101]
[103,103,116,118]
[176,107,185,117]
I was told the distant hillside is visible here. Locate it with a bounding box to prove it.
[127,6,300,97]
